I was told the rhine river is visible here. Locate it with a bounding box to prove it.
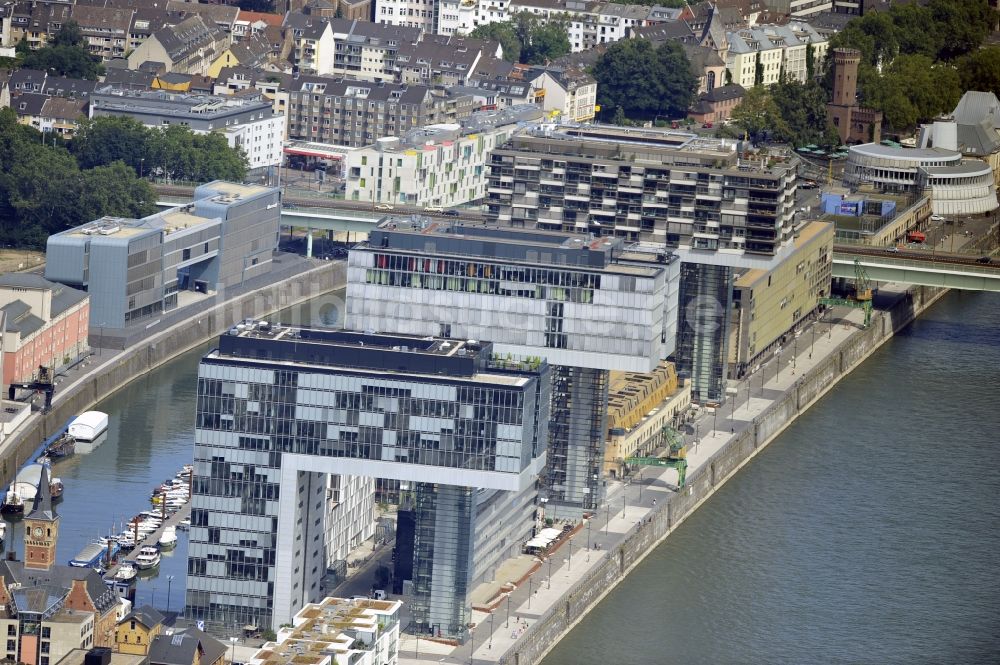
[543,290,1000,664]
[4,289,997,661]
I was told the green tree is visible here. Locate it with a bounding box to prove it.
[592,39,696,121]
[72,116,150,171]
[522,18,570,64]
[959,46,1000,95]
[731,86,787,142]
[869,54,961,132]
[21,22,104,80]
[928,0,993,60]
[770,79,839,147]
[146,125,248,183]
[76,162,157,223]
[469,21,522,63]
[805,43,815,80]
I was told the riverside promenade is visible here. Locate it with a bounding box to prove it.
[398,282,946,665]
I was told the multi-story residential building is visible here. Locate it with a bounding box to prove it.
[375,0,437,32]
[165,0,240,35]
[248,597,402,665]
[346,219,681,517]
[285,76,476,147]
[0,273,88,386]
[186,328,550,638]
[45,182,279,331]
[284,12,335,74]
[89,88,284,170]
[329,18,421,82]
[7,0,72,50]
[128,7,171,54]
[762,0,833,16]
[345,105,543,206]
[526,66,596,122]
[485,124,800,402]
[69,5,133,61]
[396,35,494,87]
[233,10,284,42]
[207,32,275,78]
[127,15,231,76]
[11,92,87,136]
[729,220,833,377]
[725,21,827,88]
[0,469,122,663]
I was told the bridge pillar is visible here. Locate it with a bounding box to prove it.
[306,231,313,258]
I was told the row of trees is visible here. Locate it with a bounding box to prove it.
[0,110,156,248]
[469,12,571,65]
[0,113,249,248]
[72,116,249,184]
[825,0,994,132]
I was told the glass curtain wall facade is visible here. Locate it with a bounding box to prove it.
[675,263,733,403]
[547,365,610,514]
[186,328,547,638]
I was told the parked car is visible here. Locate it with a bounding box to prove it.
[885,246,900,253]
[930,214,945,222]
[977,256,992,264]
[375,203,394,211]
[443,209,460,217]
[423,205,444,213]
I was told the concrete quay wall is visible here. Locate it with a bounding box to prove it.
[502,285,947,665]
[0,262,346,485]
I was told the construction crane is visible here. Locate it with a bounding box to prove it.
[7,366,55,413]
[819,258,873,328]
[624,425,689,488]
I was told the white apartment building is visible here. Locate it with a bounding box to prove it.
[249,597,403,665]
[527,67,597,122]
[376,0,437,32]
[725,21,827,88]
[346,105,542,206]
[324,475,376,570]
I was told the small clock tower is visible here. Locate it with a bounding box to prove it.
[24,463,59,571]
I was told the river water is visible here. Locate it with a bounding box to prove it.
[543,290,1000,664]
[4,289,997,662]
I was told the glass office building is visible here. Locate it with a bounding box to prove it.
[346,220,680,516]
[186,327,548,639]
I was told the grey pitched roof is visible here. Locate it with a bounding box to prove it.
[103,67,155,90]
[13,91,47,116]
[166,0,238,29]
[43,76,98,99]
[956,119,1000,157]
[147,627,226,665]
[25,463,55,522]
[0,273,88,319]
[952,91,1000,126]
[40,96,88,122]
[123,605,165,629]
[0,559,120,615]
[153,14,225,64]
[9,68,47,93]
[1,299,31,321]
[703,83,745,103]
[229,32,272,68]
[70,4,133,34]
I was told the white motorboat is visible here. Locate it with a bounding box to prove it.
[115,562,137,581]
[134,546,161,570]
[158,526,177,549]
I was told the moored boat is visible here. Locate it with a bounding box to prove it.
[134,546,160,570]
[1,488,23,517]
[158,526,177,550]
[68,411,108,442]
[43,432,75,458]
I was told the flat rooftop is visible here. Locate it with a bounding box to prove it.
[250,597,402,665]
[200,181,272,198]
[367,217,665,277]
[211,324,541,385]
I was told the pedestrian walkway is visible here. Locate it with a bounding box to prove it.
[396,303,873,665]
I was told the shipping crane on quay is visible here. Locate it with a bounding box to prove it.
[819,258,874,328]
[625,426,689,488]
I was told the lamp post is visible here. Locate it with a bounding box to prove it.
[793,337,798,371]
[139,157,145,180]
[547,556,552,589]
[605,503,610,535]
[528,576,533,609]
[229,638,238,664]
[568,538,573,572]
[489,611,495,650]
[505,593,511,628]
[166,575,174,613]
